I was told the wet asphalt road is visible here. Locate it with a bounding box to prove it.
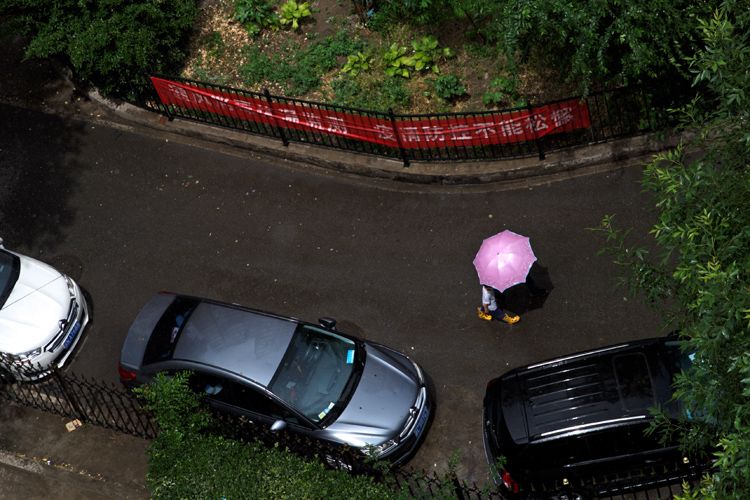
[0,101,663,484]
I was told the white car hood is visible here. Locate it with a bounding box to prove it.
[0,253,69,354]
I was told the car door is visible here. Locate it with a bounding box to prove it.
[189,371,312,434]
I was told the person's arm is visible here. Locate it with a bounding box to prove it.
[481,288,491,313]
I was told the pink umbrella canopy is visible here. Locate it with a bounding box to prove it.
[473,230,537,292]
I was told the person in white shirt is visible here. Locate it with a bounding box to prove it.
[477,285,520,324]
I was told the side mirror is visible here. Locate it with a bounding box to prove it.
[270,420,287,432]
[319,317,337,330]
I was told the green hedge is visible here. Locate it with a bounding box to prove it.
[138,372,401,499]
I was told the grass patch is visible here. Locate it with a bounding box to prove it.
[239,28,364,96]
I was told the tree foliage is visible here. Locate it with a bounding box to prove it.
[594,1,750,496]
[1,0,198,98]
[374,0,723,93]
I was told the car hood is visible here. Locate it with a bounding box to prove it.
[0,253,69,353]
[325,343,421,447]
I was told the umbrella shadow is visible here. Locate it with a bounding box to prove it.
[500,263,554,315]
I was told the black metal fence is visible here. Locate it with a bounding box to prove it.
[0,358,157,439]
[210,410,504,498]
[0,360,699,499]
[142,75,675,167]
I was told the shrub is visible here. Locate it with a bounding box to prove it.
[468,0,721,93]
[382,36,453,79]
[234,0,279,37]
[278,0,312,31]
[410,35,452,74]
[138,372,398,499]
[0,0,199,99]
[302,30,364,73]
[431,74,467,101]
[342,51,373,76]
[383,43,412,78]
[482,75,518,107]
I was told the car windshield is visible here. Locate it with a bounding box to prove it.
[0,250,20,308]
[662,340,702,420]
[268,324,362,424]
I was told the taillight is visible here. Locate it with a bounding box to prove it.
[118,365,137,382]
[501,470,520,494]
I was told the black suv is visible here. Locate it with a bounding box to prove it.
[483,336,707,498]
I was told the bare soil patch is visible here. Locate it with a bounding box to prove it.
[182,0,575,113]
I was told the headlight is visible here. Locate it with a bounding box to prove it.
[361,438,399,457]
[412,360,424,384]
[12,347,42,363]
[63,275,76,297]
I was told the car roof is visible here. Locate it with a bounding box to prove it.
[501,337,681,444]
[173,300,297,386]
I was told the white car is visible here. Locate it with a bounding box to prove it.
[0,238,89,379]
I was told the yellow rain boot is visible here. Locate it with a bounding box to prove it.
[477,307,492,321]
[502,313,520,325]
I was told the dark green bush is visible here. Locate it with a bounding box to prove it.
[373,0,722,93]
[431,74,467,101]
[234,0,279,37]
[138,372,399,499]
[1,0,199,99]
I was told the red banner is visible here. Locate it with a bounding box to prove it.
[151,76,591,149]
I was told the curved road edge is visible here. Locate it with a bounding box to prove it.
[86,87,684,186]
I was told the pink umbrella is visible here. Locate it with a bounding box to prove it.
[473,230,537,292]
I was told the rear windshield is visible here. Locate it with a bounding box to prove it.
[143,296,199,364]
[0,250,20,309]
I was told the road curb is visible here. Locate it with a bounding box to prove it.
[85,88,682,186]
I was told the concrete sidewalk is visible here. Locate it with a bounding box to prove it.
[0,403,149,500]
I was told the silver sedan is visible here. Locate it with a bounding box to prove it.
[119,292,432,464]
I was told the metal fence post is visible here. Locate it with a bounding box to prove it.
[451,473,467,500]
[147,74,175,121]
[53,370,86,423]
[164,103,175,122]
[527,102,546,161]
[388,108,410,167]
[264,88,288,147]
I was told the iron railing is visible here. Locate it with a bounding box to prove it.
[142,75,675,167]
[0,360,702,499]
[0,358,157,439]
